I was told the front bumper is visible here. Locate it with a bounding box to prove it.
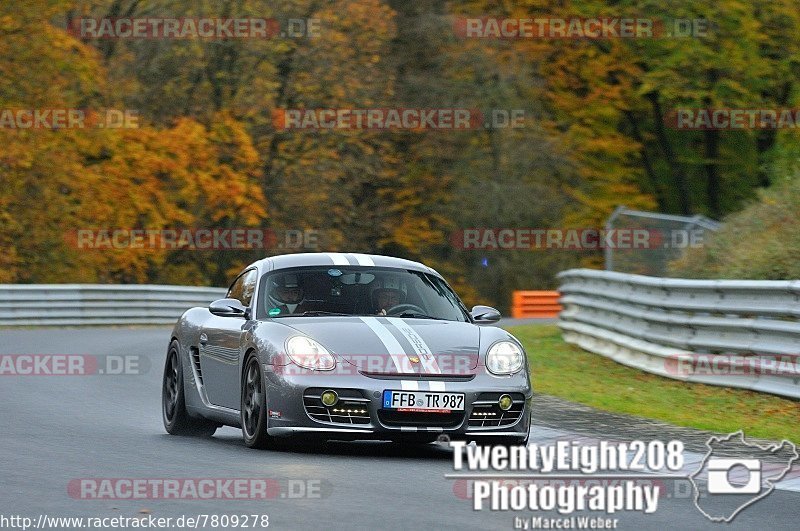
[263,365,532,442]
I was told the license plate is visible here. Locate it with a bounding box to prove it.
[382,390,465,413]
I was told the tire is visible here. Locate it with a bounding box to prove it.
[162,340,218,437]
[241,355,282,450]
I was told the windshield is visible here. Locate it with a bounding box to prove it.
[256,266,469,322]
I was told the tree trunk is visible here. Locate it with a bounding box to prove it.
[703,128,721,218]
[756,81,792,187]
[646,91,691,214]
[624,110,666,210]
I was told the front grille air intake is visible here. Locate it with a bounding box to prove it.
[303,389,370,425]
[468,393,525,428]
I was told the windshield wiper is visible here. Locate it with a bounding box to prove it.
[396,312,445,320]
[297,310,351,317]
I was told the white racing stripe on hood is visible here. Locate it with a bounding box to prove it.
[326,253,350,266]
[386,317,445,392]
[359,317,411,377]
[350,253,375,266]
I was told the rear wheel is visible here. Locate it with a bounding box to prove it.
[162,341,218,437]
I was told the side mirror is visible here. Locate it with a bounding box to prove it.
[209,298,248,318]
[471,305,501,324]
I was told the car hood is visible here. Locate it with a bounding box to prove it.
[275,316,479,374]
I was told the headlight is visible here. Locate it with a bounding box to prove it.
[285,336,336,371]
[486,341,524,375]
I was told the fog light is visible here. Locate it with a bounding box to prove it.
[321,390,338,407]
[498,394,513,411]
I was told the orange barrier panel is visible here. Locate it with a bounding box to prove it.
[511,290,562,318]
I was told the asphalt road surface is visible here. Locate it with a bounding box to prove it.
[1,327,797,530]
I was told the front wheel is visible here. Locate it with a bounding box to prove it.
[241,355,282,449]
[162,341,218,437]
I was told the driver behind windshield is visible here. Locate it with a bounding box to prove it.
[268,273,307,315]
[371,276,407,315]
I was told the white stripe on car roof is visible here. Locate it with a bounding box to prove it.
[326,253,350,266]
[350,253,375,266]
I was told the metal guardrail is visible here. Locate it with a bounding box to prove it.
[0,284,226,326]
[557,269,800,399]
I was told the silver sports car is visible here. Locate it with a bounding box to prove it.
[162,253,532,449]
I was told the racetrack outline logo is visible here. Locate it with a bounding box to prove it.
[689,431,798,522]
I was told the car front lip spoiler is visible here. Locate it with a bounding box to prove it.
[267,427,527,437]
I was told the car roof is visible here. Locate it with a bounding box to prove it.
[247,253,441,277]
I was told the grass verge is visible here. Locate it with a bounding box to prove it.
[507,324,800,443]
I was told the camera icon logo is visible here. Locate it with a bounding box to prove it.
[690,431,798,522]
[707,458,761,494]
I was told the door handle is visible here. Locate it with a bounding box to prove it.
[199,333,208,345]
